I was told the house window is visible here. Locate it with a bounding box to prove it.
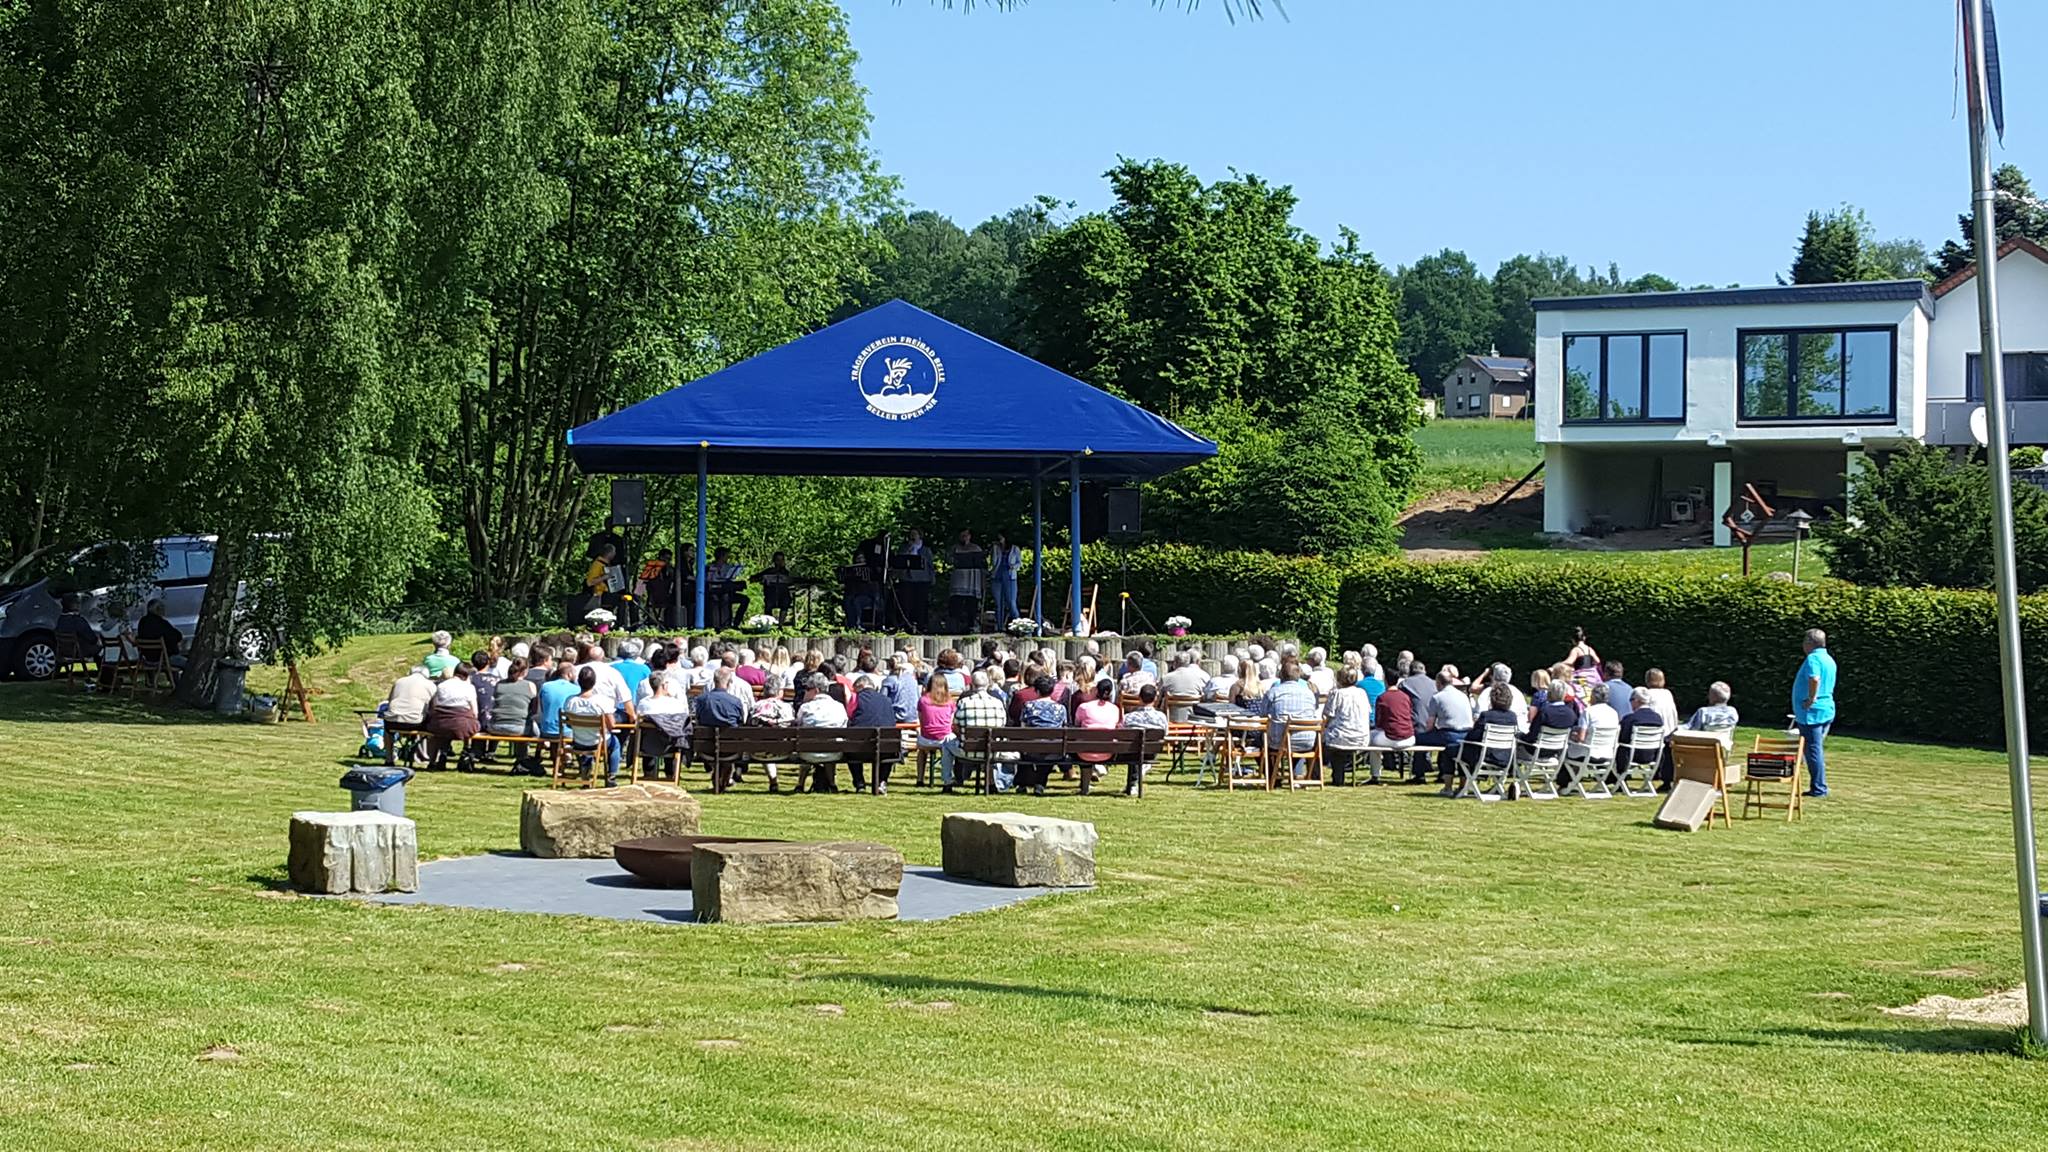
[1738,327,1894,422]
[1562,332,1685,422]
[1965,352,2048,401]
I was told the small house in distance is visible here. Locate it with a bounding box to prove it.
[1440,354,1534,419]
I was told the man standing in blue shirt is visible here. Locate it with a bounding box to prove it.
[1793,628,1838,797]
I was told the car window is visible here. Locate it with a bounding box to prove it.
[183,542,214,579]
[155,543,188,583]
[55,541,157,593]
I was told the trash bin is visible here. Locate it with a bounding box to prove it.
[213,659,252,716]
[340,767,414,818]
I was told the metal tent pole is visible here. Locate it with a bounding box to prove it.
[671,496,683,627]
[694,443,709,631]
[1032,466,1044,628]
[1965,0,2048,1048]
[1068,456,1083,635]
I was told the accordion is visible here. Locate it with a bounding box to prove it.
[1745,752,1798,780]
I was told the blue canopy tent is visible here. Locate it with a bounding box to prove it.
[568,299,1216,633]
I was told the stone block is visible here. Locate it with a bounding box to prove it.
[288,810,418,894]
[940,812,1096,888]
[520,784,701,859]
[691,841,902,924]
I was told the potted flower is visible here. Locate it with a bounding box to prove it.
[1005,617,1040,638]
[583,607,617,635]
[744,613,778,634]
[1164,615,1192,638]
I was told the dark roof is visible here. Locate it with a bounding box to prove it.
[568,299,1217,480]
[1531,280,1934,317]
[1464,355,1533,383]
[1932,236,2048,298]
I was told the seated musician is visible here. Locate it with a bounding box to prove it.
[898,528,933,632]
[755,552,793,619]
[706,546,748,626]
[637,549,673,626]
[842,535,884,628]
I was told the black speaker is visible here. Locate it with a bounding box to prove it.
[610,479,646,526]
[1105,488,1142,544]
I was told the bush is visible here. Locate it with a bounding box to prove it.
[1818,442,2048,593]
[1037,544,1340,644]
[1337,560,2048,750]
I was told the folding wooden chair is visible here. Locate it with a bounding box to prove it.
[132,637,178,698]
[1508,727,1571,800]
[1164,692,1200,724]
[1450,723,1518,801]
[1616,728,1667,797]
[1221,718,1268,791]
[1560,724,1620,798]
[1668,732,1739,829]
[52,632,92,688]
[96,637,139,696]
[1282,718,1324,790]
[1744,733,1806,822]
[1162,720,1206,784]
[554,712,613,788]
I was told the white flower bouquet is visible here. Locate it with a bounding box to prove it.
[1164,615,1192,631]
[583,608,617,633]
[1005,617,1040,637]
[745,613,779,631]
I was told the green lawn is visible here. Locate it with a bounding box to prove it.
[1412,418,1543,498]
[1466,541,1830,580]
[2,632,2044,1149]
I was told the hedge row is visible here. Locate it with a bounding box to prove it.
[1044,545,2042,749]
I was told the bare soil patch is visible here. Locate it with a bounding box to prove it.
[1883,987,2028,1028]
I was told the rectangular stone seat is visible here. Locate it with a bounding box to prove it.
[288,810,418,894]
[941,812,1096,888]
[690,841,902,924]
[519,784,701,859]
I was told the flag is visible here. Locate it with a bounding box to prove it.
[1986,0,2006,141]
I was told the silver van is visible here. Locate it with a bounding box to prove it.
[0,536,268,679]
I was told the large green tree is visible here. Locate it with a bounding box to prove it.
[836,201,1057,348]
[416,0,889,609]
[1929,164,2048,280]
[1488,254,1679,359]
[1,0,445,702]
[1393,250,1497,387]
[1015,161,1418,555]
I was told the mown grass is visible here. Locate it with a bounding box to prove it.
[1469,541,1830,580]
[1412,419,1543,499]
[1,632,2044,1150]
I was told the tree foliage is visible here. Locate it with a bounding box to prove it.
[835,202,1058,348]
[1816,442,2048,594]
[1929,164,2048,281]
[1014,160,1419,555]
[1393,250,1496,387]
[1487,254,1678,360]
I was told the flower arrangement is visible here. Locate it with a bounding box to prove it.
[583,607,617,634]
[1005,617,1040,637]
[1164,615,1192,637]
[745,613,779,631]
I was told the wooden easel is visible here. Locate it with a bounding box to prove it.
[1061,584,1100,635]
[284,662,315,723]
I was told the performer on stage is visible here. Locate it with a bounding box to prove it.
[706,546,748,626]
[947,529,985,633]
[755,552,794,619]
[844,533,885,629]
[637,548,673,628]
[990,532,1021,626]
[581,543,616,624]
[897,527,933,632]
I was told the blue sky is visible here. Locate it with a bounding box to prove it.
[841,0,2042,286]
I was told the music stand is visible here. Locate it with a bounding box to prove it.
[888,553,927,632]
[948,551,988,633]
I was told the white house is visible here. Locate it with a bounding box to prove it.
[1532,238,2048,546]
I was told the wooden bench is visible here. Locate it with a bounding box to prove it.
[951,726,1165,797]
[352,710,560,773]
[691,727,901,794]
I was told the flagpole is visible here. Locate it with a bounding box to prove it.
[1964,0,2048,1048]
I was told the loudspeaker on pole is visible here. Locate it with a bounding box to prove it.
[610,479,646,526]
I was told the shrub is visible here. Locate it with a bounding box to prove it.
[1036,544,1340,644]
[1337,560,2048,749]
[1817,442,2048,593]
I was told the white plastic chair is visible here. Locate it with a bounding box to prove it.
[1509,727,1571,800]
[1617,727,1668,797]
[1560,724,1621,799]
[1451,723,1518,801]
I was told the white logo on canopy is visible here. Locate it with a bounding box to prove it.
[852,336,943,420]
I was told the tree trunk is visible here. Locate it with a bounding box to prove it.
[174,537,244,709]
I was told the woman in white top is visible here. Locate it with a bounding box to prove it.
[794,673,850,792]
[1321,667,1375,785]
[1641,668,1681,735]
[423,664,480,770]
[1202,654,1240,703]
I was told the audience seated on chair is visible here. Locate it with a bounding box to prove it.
[1321,666,1375,785]
[1683,681,1740,748]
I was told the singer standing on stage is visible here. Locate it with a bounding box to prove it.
[990,532,1021,627]
[707,547,748,627]
[948,530,985,632]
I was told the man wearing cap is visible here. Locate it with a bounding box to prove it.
[1412,665,1474,782]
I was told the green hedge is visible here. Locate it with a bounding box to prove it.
[1039,544,1339,645]
[1338,561,2046,750]
[1035,544,2042,748]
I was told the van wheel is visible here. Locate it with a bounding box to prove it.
[235,627,271,663]
[14,632,58,681]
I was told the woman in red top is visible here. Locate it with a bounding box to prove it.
[1369,681,1418,782]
